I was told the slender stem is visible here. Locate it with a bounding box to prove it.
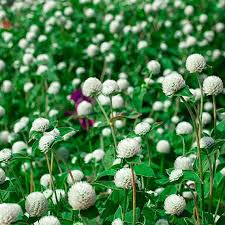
[181,135,185,155]
[145,136,151,166]
[131,164,136,225]
[212,95,216,131]
[206,150,213,212]
[96,97,117,157]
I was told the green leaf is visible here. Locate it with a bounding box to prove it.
[134,163,155,177]
[80,206,99,219]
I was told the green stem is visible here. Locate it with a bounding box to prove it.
[123,189,128,221]
[131,164,136,225]
[212,95,216,131]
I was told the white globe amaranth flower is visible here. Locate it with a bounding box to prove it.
[112,218,123,225]
[86,44,98,57]
[117,78,129,91]
[102,80,119,96]
[0,168,6,184]
[112,95,124,109]
[92,149,105,161]
[77,101,92,116]
[40,174,55,188]
[152,101,163,111]
[147,60,161,74]
[164,194,186,215]
[67,170,84,185]
[68,181,96,210]
[82,77,102,97]
[43,189,53,199]
[134,122,151,136]
[117,138,141,158]
[39,134,55,153]
[1,80,12,93]
[185,53,206,73]
[25,192,48,217]
[162,73,185,96]
[200,136,215,149]
[155,219,169,225]
[182,191,197,199]
[176,121,193,135]
[97,94,110,106]
[0,203,23,225]
[202,112,212,125]
[102,127,111,137]
[12,141,27,154]
[114,168,136,189]
[0,106,5,117]
[174,156,193,170]
[0,148,12,162]
[203,76,223,96]
[45,128,60,139]
[32,118,50,132]
[37,216,60,225]
[63,130,76,141]
[169,169,183,182]
[156,140,170,153]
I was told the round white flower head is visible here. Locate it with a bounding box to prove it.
[220,167,225,176]
[63,131,76,141]
[67,170,84,185]
[68,181,96,210]
[102,80,119,96]
[153,101,163,111]
[185,54,206,73]
[97,94,110,106]
[147,60,161,74]
[117,138,141,158]
[84,153,93,164]
[0,148,12,162]
[92,149,105,161]
[12,141,27,154]
[164,194,186,215]
[0,168,6,184]
[117,78,129,91]
[102,127,111,137]
[37,216,60,225]
[0,106,5,117]
[176,121,193,135]
[112,218,123,225]
[174,156,193,170]
[155,219,169,225]
[25,192,48,217]
[39,134,55,153]
[134,122,151,136]
[202,112,212,125]
[200,136,215,149]
[114,168,136,189]
[0,203,23,225]
[77,101,92,116]
[156,140,170,154]
[51,189,65,205]
[203,76,223,96]
[82,77,102,97]
[162,73,185,96]
[112,95,124,109]
[169,169,183,182]
[40,174,55,188]
[32,118,50,132]
[43,189,53,199]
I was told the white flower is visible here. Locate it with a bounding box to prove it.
[102,127,111,137]
[68,181,96,210]
[102,80,119,96]
[25,192,48,217]
[97,94,110,106]
[112,95,124,109]
[82,77,102,97]
[84,153,93,164]
[32,118,50,132]
[0,106,5,117]
[155,219,169,225]
[0,203,23,225]
[0,168,6,184]
[43,189,53,199]
[174,156,193,170]
[112,218,123,225]
[86,44,98,57]
[114,168,136,189]
[14,119,28,133]
[134,122,151,136]
[176,121,193,135]
[63,131,76,141]
[152,101,163,111]
[51,189,65,205]
[12,141,27,154]
[40,174,54,188]
[147,60,161,74]
[182,191,197,199]
[164,194,186,215]
[204,102,213,111]
[117,78,129,91]
[77,101,92,117]
[203,76,223,96]
[92,149,105,161]
[200,137,215,149]
[117,138,141,158]
[185,54,206,73]
[156,140,170,154]
[169,169,183,182]
[67,170,84,185]
[1,80,12,93]
[202,112,212,125]
[37,216,60,225]
[0,148,12,162]
[23,53,33,65]
[162,74,185,96]
[39,134,55,153]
